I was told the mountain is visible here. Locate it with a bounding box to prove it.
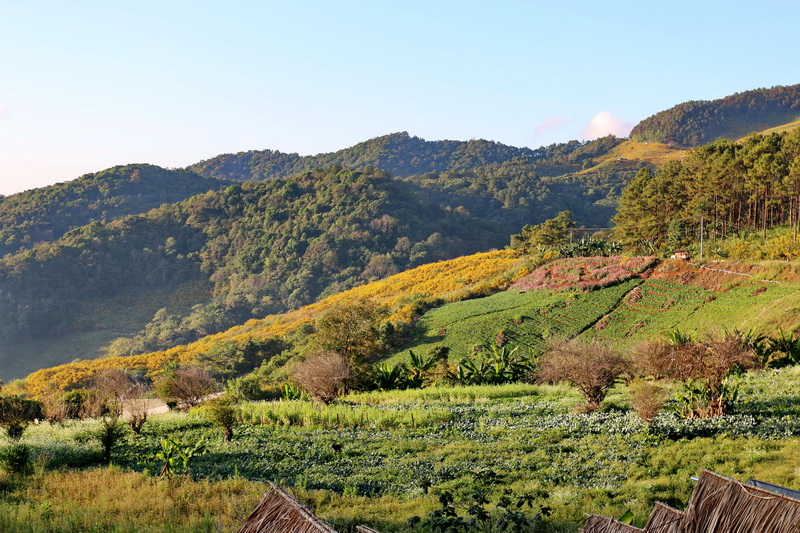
[1,134,637,380]
[187,131,623,181]
[0,164,229,257]
[630,83,800,147]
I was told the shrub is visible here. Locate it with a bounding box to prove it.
[1,444,31,474]
[292,351,350,404]
[0,396,42,440]
[202,395,240,443]
[634,331,757,417]
[538,339,628,411]
[627,379,669,423]
[154,366,216,411]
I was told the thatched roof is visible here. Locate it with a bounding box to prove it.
[237,483,337,533]
[355,527,382,533]
[579,514,642,533]
[643,501,683,533]
[582,469,800,533]
[681,469,800,532]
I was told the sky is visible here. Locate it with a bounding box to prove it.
[1,1,799,196]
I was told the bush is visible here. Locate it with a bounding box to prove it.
[154,366,216,411]
[292,351,350,404]
[202,395,240,443]
[634,331,757,417]
[538,339,628,411]
[1,444,31,474]
[627,379,669,423]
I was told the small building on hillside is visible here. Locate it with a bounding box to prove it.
[670,249,691,261]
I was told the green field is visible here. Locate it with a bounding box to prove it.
[393,279,641,361]
[3,368,800,532]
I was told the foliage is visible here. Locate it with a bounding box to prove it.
[152,436,207,477]
[189,131,622,182]
[0,164,227,257]
[314,298,389,369]
[450,344,533,387]
[92,414,129,464]
[537,339,628,410]
[510,210,575,253]
[634,331,758,417]
[0,396,42,440]
[1,444,31,474]
[614,129,800,247]
[200,395,240,443]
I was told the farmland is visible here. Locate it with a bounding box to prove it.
[3,368,800,531]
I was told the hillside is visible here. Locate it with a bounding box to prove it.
[18,249,526,394]
[629,83,800,146]
[1,145,639,381]
[0,164,228,257]
[17,250,800,397]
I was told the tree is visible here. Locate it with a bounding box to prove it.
[537,339,628,411]
[313,298,388,387]
[291,351,351,404]
[154,366,216,411]
[510,211,575,253]
[92,368,151,434]
[0,396,42,440]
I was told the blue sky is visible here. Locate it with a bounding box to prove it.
[1,1,798,195]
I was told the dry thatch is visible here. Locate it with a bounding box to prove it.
[237,483,337,533]
[582,469,800,533]
[579,514,643,533]
[643,501,683,533]
[681,469,800,532]
[355,527,382,533]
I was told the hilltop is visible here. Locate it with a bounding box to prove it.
[630,83,800,146]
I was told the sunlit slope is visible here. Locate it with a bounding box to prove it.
[20,250,526,395]
[588,141,686,170]
[389,259,800,363]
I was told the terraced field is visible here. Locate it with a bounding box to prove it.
[586,280,711,344]
[391,278,641,360]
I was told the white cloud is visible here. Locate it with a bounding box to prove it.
[0,105,8,118]
[581,111,633,139]
[534,117,567,136]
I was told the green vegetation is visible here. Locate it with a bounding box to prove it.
[188,131,623,182]
[615,129,800,249]
[630,83,800,146]
[0,164,227,257]
[399,278,641,360]
[2,369,800,531]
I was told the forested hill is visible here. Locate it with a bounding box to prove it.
[629,83,800,147]
[0,164,229,257]
[0,157,633,379]
[187,131,623,182]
